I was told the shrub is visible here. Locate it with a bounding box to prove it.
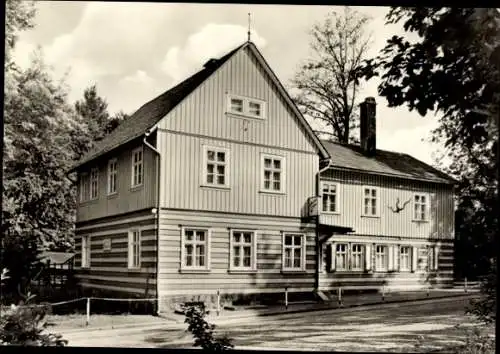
[183,302,233,351]
[1,268,67,346]
[467,258,496,325]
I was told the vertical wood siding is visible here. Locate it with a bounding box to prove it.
[74,210,157,296]
[77,141,157,222]
[157,47,318,153]
[157,209,316,301]
[158,131,318,217]
[319,169,455,240]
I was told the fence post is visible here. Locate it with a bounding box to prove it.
[86,298,90,326]
[285,287,288,310]
[464,277,468,293]
[338,287,342,306]
[216,289,220,317]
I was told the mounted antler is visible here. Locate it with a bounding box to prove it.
[388,197,411,213]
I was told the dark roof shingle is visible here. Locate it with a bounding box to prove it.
[70,43,244,171]
[321,140,456,184]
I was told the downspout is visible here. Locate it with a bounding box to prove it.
[314,158,332,291]
[143,128,160,315]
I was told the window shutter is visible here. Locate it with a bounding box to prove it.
[395,245,400,271]
[330,243,336,271]
[365,244,371,271]
[127,231,133,268]
[434,245,440,271]
[388,245,394,271]
[411,246,418,272]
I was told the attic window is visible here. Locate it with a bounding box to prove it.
[227,94,266,119]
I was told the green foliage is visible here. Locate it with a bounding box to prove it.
[73,85,128,160]
[468,259,497,325]
[0,269,67,346]
[291,6,372,144]
[183,303,233,351]
[4,0,36,67]
[360,7,498,322]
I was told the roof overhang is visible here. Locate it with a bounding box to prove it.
[318,224,355,244]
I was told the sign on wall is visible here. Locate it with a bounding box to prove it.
[307,196,320,217]
[103,238,112,252]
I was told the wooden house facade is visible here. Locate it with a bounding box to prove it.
[69,41,456,314]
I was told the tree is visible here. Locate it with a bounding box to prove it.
[4,0,36,68]
[360,7,499,322]
[73,85,128,160]
[2,52,86,299]
[291,6,372,144]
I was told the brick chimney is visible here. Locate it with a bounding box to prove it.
[360,97,377,156]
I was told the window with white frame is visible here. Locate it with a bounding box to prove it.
[262,155,284,193]
[90,168,99,200]
[322,182,338,213]
[335,243,348,270]
[81,235,91,268]
[400,246,411,271]
[182,229,210,270]
[203,146,229,187]
[107,159,118,195]
[414,194,427,221]
[363,187,379,216]
[79,173,89,202]
[227,94,266,119]
[283,234,305,270]
[351,244,364,271]
[128,230,141,269]
[131,147,143,187]
[230,230,256,271]
[375,245,388,271]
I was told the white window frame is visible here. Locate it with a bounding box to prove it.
[351,244,365,271]
[362,186,380,217]
[79,172,89,202]
[81,235,91,268]
[375,244,388,271]
[229,229,257,272]
[321,182,340,214]
[413,193,429,222]
[261,154,285,194]
[180,227,211,271]
[399,246,412,272]
[131,147,143,188]
[89,167,99,200]
[202,145,230,189]
[128,229,141,269]
[334,243,348,271]
[107,158,118,195]
[282,233,306,272]
[226,94,267,119]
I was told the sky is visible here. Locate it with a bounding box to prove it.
[12,2,447,166]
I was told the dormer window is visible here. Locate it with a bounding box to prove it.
[227,94,266,119]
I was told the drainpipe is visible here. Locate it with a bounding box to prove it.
[314,158,332,291]
[143,128,161,315]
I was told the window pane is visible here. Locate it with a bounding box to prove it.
[243,246,251,256]
[186,231,193,241]
[285,249,291,268]
[421,196,426,203]
[243,256,251,267]
[273,159,281,169]
[264,170,271,180]
[196,231,205,241]
[364,189,370,196]
[249,102,261,115]
[198,255,205,267]
[217,152,225,162]
[264,158,272,168]
[264,180,270,189]
[273,172,280,182]
[231,99,243,112]
[207,150,215,161]
[294,236,302,246]
[207,164,214,173]
[285,236,292,245]
[371,189,376,197]
[273,181,280,190]
[217,175,225,185]
[207,174,214,184]
[329,195,336,212]
[243,233,252,243]
[233,233,241,243]
[322,195,328,211]
[217,165,225,175]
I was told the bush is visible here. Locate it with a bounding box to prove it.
[183,302,233,351]
[1,268,67,346]
[467,258,496,325]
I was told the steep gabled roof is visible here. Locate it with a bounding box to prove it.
[70,41,329,172]
[322,140,457,185]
